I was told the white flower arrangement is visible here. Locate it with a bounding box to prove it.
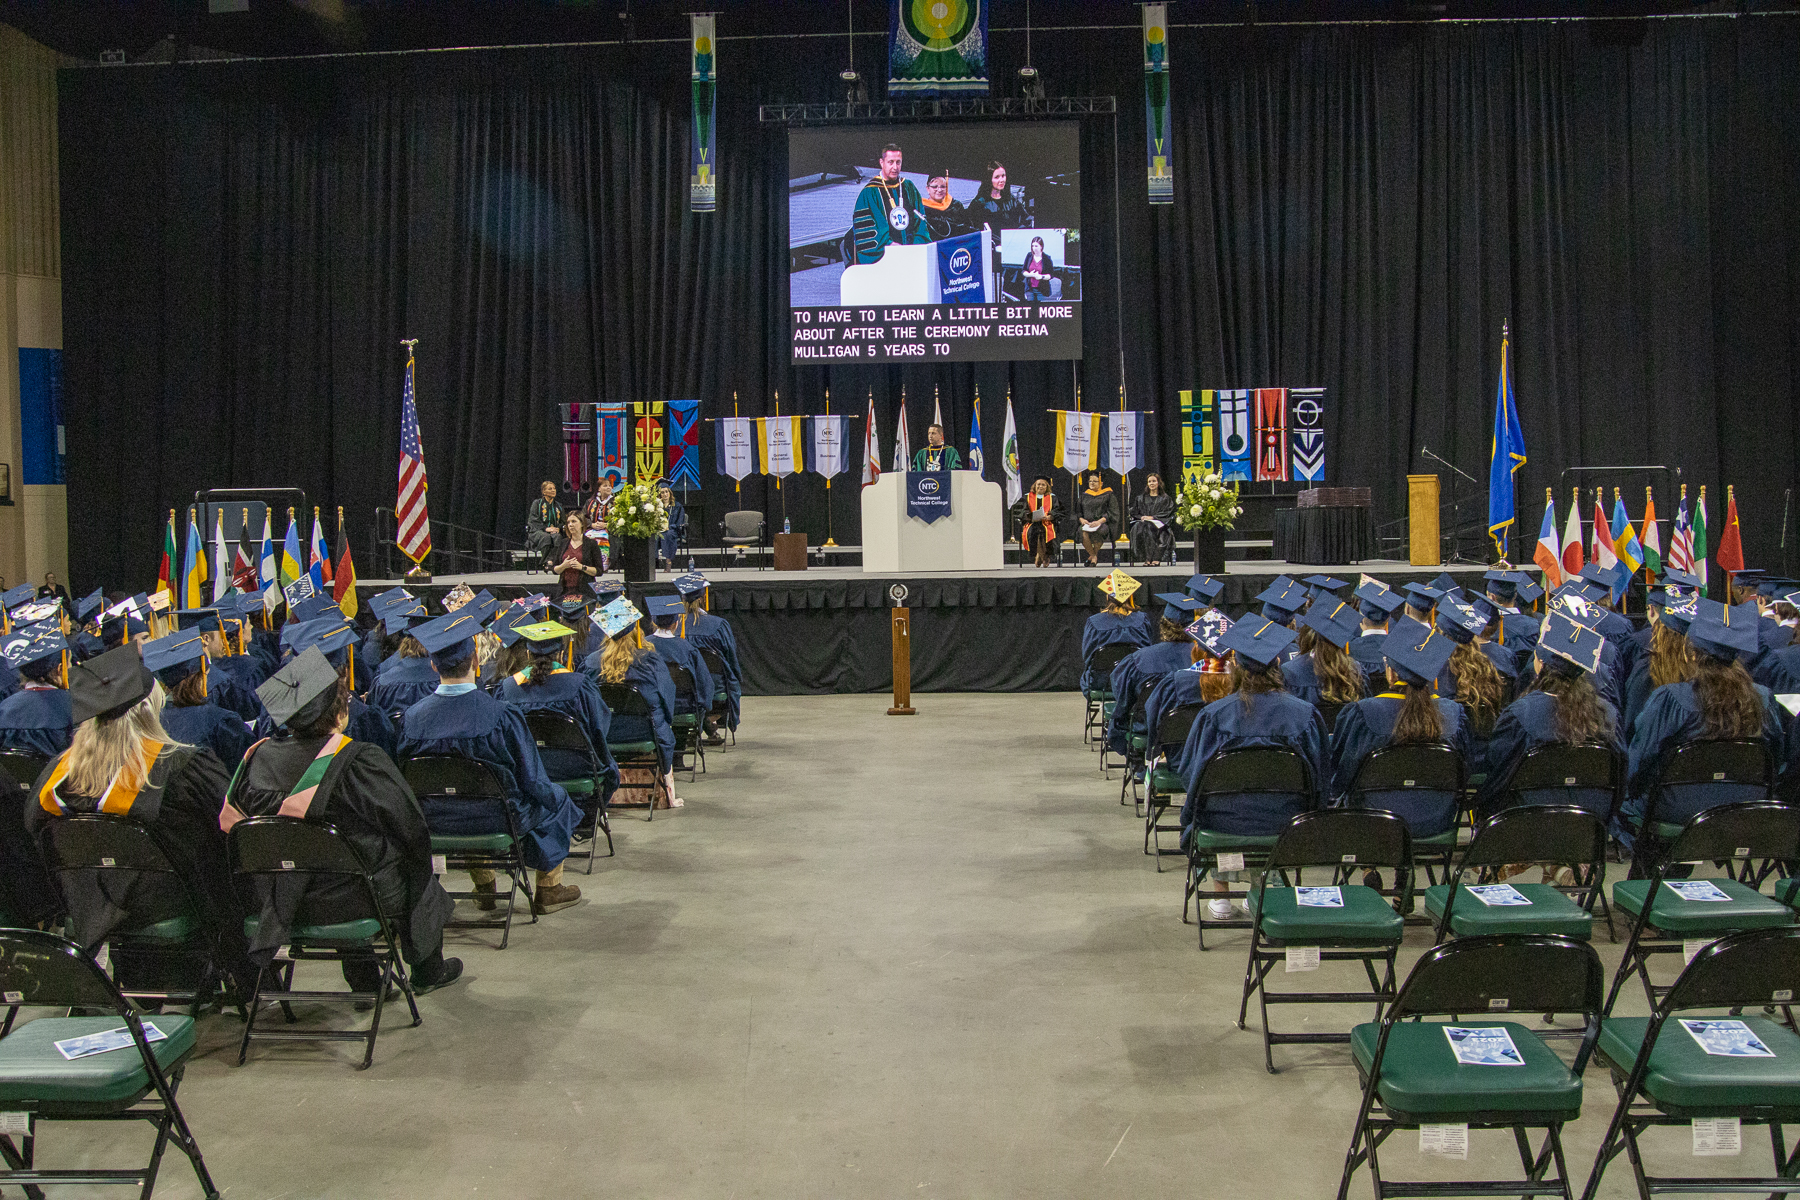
[1176,472,1241,531]
[607,480,670,539]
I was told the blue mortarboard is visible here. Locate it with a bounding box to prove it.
[368,588,415,616]
[173,607,223,633]
[1423,573,1455,595]
[1433,599,1487,645]
[1302,574,1349,597]
[1482,569,1519,597]
[0,627,66,669]
[294,618,358,665]
[1255,578,1307,613]
[1220,613,1296,670]
[290,594,341,623]
[382,602,428,636]
[1659,593,1698,634]
[1515,576,1544,603]
[1465,593,1496,623]
[1380,615,1457,687]
[10,599,61,626]
[1299,599,1359,650]
[1403,583,1444,611]
[485,609,529,648]
[647,595,687,620]
[1757,577,1795,598]
[1184,575,1224,604]
[141,630,208,684]
[1660,568,1702,590]
[77,589,104,622]
[1687,599,1760,662]
[1782,590,1800,608]
[1728,568,1765,583]
[591,580,625,605]
[596,597,644,639]
[1154,592,1202,622]
[412,610,485,658]
[1186,609,1233,657]
[673,572,709,598]
[1354,581,1404,622]
[1,584,37,613]
[1535,611,1607,677]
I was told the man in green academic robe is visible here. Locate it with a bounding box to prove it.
[852,143,931,265]
[911,423,963,472]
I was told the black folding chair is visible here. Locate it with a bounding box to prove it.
[1426,806,1607,947]
[400,755,537,949]
[697,646,734,748]
[0,928,222,1198]
[522,709,614,872]
[1584,926,1800,1199]
[663,661,705,780]
[1604,801,1800,1017]
[1082,641,1137,747]
[1144,702,1205,868]
[1184,746,1318,949]
[1108,687,1150,794]
[1239,809,1412,1073]
[1336,935,1605,1200]
[1625,738,1774,880]
[1487,741,1624,824]
[1345,741,1469,911]
[228,816,422,1070]
[36,813,230,1017]
[598,683,671,820]
[0,749,47,790]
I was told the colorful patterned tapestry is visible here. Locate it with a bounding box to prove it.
[1289,388,1326,482]
[666,399,702,490]
[596,403,628,486]
[1217,389,1251,481]
[888,0,988,96]
[690,16,717,213]
[1254,387,1288,482]
[632,401,666,483]
[1179,389,1216,481]
[1143,5,1172,205]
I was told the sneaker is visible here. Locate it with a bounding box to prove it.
[1236,898,1254,915]
[1206,897,1234,920]
[413,958,464,997]
[472,880,498,912]
[532,883,582,914]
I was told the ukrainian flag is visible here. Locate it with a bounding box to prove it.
[280,515,304,588]
[182,509,208,609]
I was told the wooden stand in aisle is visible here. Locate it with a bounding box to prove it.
[888,605,915,716]
[1407,474,1441,566]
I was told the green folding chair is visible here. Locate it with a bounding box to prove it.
[1082,641,1135,746]
[1425,805,1606,945]
[598,683,672,821]
[523,708,614,872]
[401,754,538,948]
[1183,745,1318,949]
[1143,702,1204,869]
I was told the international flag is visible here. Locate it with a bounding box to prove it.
[968,392,986,476]
[333,507,358,618]
[1561,488,1585,579]
[280,514,304,588]
[211,509,230,602]
[1610,490,1643,574]
[156,509,177,608]
[1669,490,1696,576]
[1641,488,1662,580]
[308,509,332,592]
[396,345,432,565]
[1716,485,1745,580]
[1591,498,1618,572]
[861,395,880,488]
[1532,490,1563,588]
[1486,324,1526,555]
[182,508,208,610]
[1001,392,1022,506]
[1693,487,1710,596]
[231,523,258,594]
[892,393,912,473]
[258,510,280,612]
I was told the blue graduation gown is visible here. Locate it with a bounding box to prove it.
[1080,612,1153,692]
[498,670,620,799]
[368,657,441,720]
[599,655,678,771]
[72,632,105,661]
[207,669,263,724]
[686,612,742,728]
[1761,645,1800,695]
[1347,630,1390,690]
[657,502,687,562]
[1475,691,1623,817]
[1142,667,1211,752]
[213,652,269,693]
[645,633,716,716]
[1105,641,1193,754]
[397,688,581,872]
[1174,691,1327,837]
[0,687,73,758]
[161,701,253,769]
[359,627,385,678]
[1622,680,1787,831]
[0,661,18,704]
[1497,609,1541,653]
[1328,694,1472,836]
[249,628,282,682]
[348,696,398,760]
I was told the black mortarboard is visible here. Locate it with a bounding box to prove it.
[67,646,155,725]
[256,646,340,729]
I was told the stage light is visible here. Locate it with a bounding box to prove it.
[1018,64,1045,101]
[840,68,867,104]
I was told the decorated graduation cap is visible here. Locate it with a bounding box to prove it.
[1433,598,1487,645]
[1659,592,1698,635]
[1,583,37,614]
[1153,592,1202,623]
[673,572,710,598]
[1184,574,1224,605]
[590,579,625,605]
[1547,587,1603,629]
[646,595,688,623]
[1465,592,1496,623]
[9,598,61,627]
[1299,599,1359,650]
[1219,613,1295,670]
[141,630,208,687]
[1687,599,1760,662]
[1354,581,1404,623]
[517,619,577,649]
[1660,568,1703,591]
[256,646,340,730]
[595,596,644,640]
[1380,615,1456,687]
[67,645,156,725]
[0,626,66,670]
[76,588,105,623]
[554,594,594,620]
[1096,569,1141,604]
[1535,611,1607,678]
[1186,609,1233,658]
[412,609,485,662]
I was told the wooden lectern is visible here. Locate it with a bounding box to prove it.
[1407,475,1441,566]
[888,607,915,715]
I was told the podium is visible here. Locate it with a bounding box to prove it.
[1407,474,1441,566]
[861,473,1004,572]
[839,230,994,306]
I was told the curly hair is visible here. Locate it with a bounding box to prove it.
[1693,655,1764,740]
[1448,642,1506,736]
[1391,681,1445,745]
[1648,620,1697,689]
[1311,637,1366,707]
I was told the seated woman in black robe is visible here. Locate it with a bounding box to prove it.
[1128,473,1177,566]
[1009,476,1063,568]
[1076,471,1120,566]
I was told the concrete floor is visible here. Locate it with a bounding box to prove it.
[16,694,1745,1197]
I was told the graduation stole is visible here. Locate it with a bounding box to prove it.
[510,667,572,686]
[38,738,167,817]
[217,733,352,830]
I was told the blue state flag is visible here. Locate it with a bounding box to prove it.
[968,395,986,476]
[1487,325,1526,555]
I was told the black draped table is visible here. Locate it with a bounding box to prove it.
[1272,506,1374,565]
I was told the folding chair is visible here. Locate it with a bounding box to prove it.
[663,661,705,780]
[0,749,47,790]
[1104,686,1147,788]
[1144,702,1205,868]
[37,813,230,1016]
[228,816,422,1070]
[1082,641,1137,747]
[1485,741,1623,824]
[1336,935,1604,1200]
[1425,806,1606,945]
[1345,741,1469,910]
[400,755,537,949]
[598,683,672,821]
[0,928,221,1198]
[1239,809,1411,1073]
[1605,801,1800,1017]
[1623,738,1774,880]
[1584,926,1800,1199]
[1184,746,1318,949]
[522,709,614,872]
[697,646,735,748]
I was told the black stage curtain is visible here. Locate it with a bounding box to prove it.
[59,18,1800,593]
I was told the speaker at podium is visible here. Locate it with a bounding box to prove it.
[840,229,993,306]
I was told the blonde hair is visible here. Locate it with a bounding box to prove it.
[599,625,647,684]
[63,699,181,797]
[473,630,502,677]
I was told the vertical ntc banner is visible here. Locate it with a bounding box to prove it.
[1289,388,1326,482]
[632,401,666,483]
[757,414,805,478]
[1179,389,1217,482]
[1106,411,1144,474]
[1051,409,1102,475]
[1217,389,1251,481]
[1143,4,1172,205]
[596,403,629,485]
[888,0,988,96]
[1255,387,1288,482]
[715,416,756,481]
[690,15,717,213]
[666,399,702,489]
[806,414,849,479]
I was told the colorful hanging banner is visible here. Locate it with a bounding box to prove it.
[1179,389,1217,481]
[1289,388,1326,482]
[756,415,805,478]
[632,401,666,483]
[690,15,717,213]
[715,416,756,481]
[888,0,988,96]
[1143,4,1172,205]
[1050,409,1102,476]
[1106,411,1144,474]
[1217,389,1251,481]
[806,414,850,479]
[596,403,628,486]
[1254,387,1288,482]
[666,399,702,490]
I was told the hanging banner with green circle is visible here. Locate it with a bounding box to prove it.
[888,0,988,96]
[1144,4,1173,205]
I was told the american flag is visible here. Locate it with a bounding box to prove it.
[396,345,432,565]
[1668,493,1696,575]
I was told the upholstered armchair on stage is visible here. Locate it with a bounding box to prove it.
[719,510,767,570]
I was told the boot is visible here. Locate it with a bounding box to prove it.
[532,883,582,915]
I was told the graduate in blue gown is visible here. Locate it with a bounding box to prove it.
[500,618,619,810]
[0,626,73,757]
[656,483,688,568]
[174,608,266,723]
[1430,597,1512,771]
[1105,594,1200,756]
[367,604,439,719]
[1141,611,1234,751]
[1328,615,1469,837]
[1348,583,1404,691]
[677,573,741,737]
[590,598,679,775]
[640,596,716,724]
[1620,584,1699,738]
[1081,570,1154,693]
[1482,570,1545,654]
[1280,599,1367,724]
[1476,610,1622,819]
[398,609,584,914]
[143,629,252,769]
[1253,577,1308,665]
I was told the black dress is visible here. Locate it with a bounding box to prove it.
[1077,487,1120,548]
[1130,492,1177,562]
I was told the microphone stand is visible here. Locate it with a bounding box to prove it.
[1420,446,1481,564]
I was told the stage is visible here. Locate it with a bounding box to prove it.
[358,558,1495,695]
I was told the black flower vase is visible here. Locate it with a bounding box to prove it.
[617,536,655,584]
[1192,527,1227,574]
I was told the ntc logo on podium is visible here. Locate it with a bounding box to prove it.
[948,247,973,276]
[917,476,942,495]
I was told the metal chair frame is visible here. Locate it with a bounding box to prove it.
[1345,741,1469,917]
[1430,806,1608,949]
[521,708,614,872]
[1144,702,1206,869]
[662,660,706,780]
[719,510,767,570]
[400,755,538,949]
[1184,745,1319,949]
[696,646,735,749]
[598,683,672,821]
[1082,640,1138,747]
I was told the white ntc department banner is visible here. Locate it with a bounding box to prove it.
[714,417,757,481]
[757,414,804,478]
[806,414,849,479]
[1052,409,1102,476]
[1106,411,1144,473]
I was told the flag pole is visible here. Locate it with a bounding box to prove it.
[824,386,836,547]
[773,390,786,533]
[1116,382,1130,547]
[732,391,741,506]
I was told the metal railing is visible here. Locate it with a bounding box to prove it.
[369,509,523,580]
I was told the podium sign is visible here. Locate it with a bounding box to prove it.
[906,472,953,523]
[935,233,987,303]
